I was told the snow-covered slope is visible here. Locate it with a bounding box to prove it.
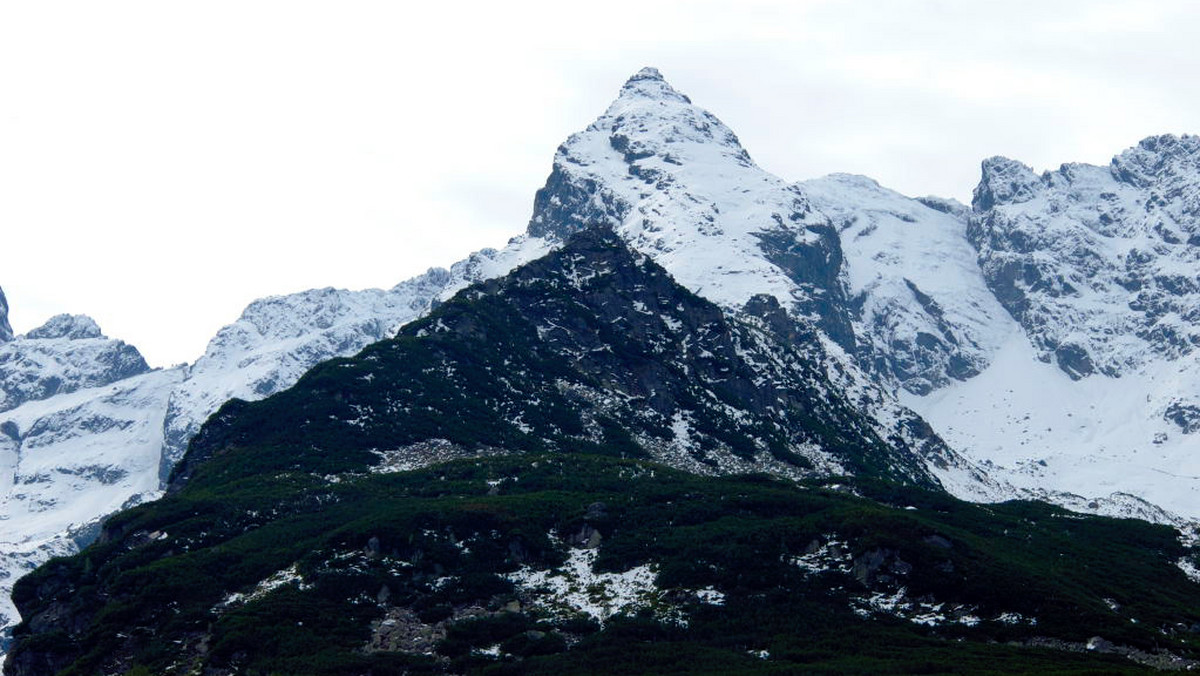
[0,364,182,645]
[800,174,1011,396]
[905,330,1200,521]
[898,135,1200,523]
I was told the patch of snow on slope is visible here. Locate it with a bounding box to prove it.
[852,588,982,628]
[216,563,313,612]
[1177,557,1200,584]
[507,547,666,623]
[905,328,1200,520]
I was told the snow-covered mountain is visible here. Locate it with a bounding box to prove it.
[0,314,149,413]
[529,68,852,346]
[518,69,1200,523]
[970,134,1200,378]
[522,67,968,481]
[904,136,1200,521]
[0,309,177,641]
[0,241,552,649]
[4,67,1200,657]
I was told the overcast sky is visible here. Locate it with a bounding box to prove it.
[2,1,1197,366]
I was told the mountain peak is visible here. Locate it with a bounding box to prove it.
[628,66,664,82]
[26,313,104,340]
[0,286,11,342]
[527,68,761,243]
[973,156,1041,211]
[1110,133,1200,188]
[617,66,691,104]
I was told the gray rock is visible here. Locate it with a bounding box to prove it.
[0,288,12,343]
[969,135,1200,378]
[1165,402,1200,434]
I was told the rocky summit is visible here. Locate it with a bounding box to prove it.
[2,68,1200,673]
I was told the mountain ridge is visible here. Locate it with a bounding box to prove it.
[2,67,1200,663]
[7,226,1200,675]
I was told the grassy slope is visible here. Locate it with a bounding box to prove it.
[12,452,1199,675]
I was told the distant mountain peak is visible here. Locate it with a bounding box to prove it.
[629,65,664,81]
[973,156,1041,211]
[528,64,760,245]
[617,66,692,104]
[0,287,11,342]
[26,313,103,340]
[1111,133,1200,188]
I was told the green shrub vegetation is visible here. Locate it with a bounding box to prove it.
[10,453,1199,675]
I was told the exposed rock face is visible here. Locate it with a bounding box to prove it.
[1165,401,1200,434]
[800,175,1010,396]
[968,135,1200,378]
[0,316,149,414]
[0,288,12,343]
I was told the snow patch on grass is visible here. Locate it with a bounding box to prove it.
[851,588,983,628]
[789,535,853,576]
[215,563,312,612]
[507,548,663,623]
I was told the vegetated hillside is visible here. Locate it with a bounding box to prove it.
[0,212,545,652]
[167,225,938,491]
[6,229,1200,675]
[10,454,1200,676]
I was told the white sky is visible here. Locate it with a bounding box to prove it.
[2,0,1197,367]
